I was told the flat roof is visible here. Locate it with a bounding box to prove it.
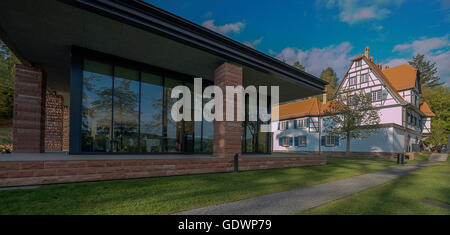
[61,0,326,90]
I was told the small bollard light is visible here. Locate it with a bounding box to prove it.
[234,154,239,173]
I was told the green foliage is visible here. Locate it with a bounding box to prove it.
[421,86,450,145]
[318,67,338,101]
[0,40,19,119]
[409,54,442,88]
[323,92,381,154]
[292,61,305,71]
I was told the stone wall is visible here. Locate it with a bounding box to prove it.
[0,156,326,187]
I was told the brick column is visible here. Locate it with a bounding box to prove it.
[44,93,63,152]
[13,64,45,153]
[213,63,243,158]
[63,106,70,152]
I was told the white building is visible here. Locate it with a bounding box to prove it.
[272,47,435,157]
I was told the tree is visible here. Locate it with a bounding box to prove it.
[0,40,19,119]
[409,54,442,88]
[318,67,338,102]
[292,61,305,71]
[323,92,381,155]
[421,85,450,145]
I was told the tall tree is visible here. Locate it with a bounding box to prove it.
[421,86,450,145]
[318,67,338,101]
[0,40,19,119]
[292,61,305,71]
[323,92,380,155]
[408,54,442,88]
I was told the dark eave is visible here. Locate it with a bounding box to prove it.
[58,0,327,91]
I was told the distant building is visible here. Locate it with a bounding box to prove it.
[272,47,435,157]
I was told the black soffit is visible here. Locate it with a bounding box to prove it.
[58,0,327,91]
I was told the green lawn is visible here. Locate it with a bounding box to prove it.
[0,127,12,145]
[0,158,397,215]
[301,158,450,215]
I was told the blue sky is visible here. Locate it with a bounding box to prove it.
[147,0,450,84]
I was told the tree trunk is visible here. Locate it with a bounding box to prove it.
[346,131,351,156]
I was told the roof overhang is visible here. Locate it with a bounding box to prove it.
[0,0,326,104]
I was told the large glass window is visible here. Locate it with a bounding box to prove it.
[164,78,184,153]
[113,67,140,152]
[140,73,163,152]
[81,60,113,152]
[79,57,268,154]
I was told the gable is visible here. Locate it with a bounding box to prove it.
[335,56,405,106]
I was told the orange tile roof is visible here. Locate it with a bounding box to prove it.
[276,98,322,120]
[419,102,436,117]
[382,64,418,91]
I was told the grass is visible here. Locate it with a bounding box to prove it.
[0,158,397,215]
[301,158,449,215]
[0,127,12,145]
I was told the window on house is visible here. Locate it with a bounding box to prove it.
[326,135,335,146]
[355,60,362,67]
[280,121,287,130]
[361,74,369,83]
[281,136,290,147]
[348,76,357,86]
[297,119,306,128]
[298,136,307,146]
[371,90,382,101]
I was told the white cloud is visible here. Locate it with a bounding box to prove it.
[274,42,354,78]
[201,20,245,34]
[393,35,450,55]
[244,38,263,48]
[387,35,450,85]
[318,0,403,24]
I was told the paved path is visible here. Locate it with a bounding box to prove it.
[177,161,438,215]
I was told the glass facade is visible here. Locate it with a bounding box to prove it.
[81,58,215,154]
[80,57,271,154]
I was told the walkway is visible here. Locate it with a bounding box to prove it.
[177,157,443,215]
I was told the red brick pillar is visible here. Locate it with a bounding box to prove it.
[213,63,243,158]
[63,106,70,152]
[13,64,45,153]
[44,93,63,152]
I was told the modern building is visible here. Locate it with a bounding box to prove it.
[0,0,327,187]
[272,47,435,157]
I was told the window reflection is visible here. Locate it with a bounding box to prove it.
[140,73,163,152]
[81,60,113,152]
[113,67,139,152]
[164,78,183,152]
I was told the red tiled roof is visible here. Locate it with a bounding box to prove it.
[276,98,322,120]
[382,64,418,91]
[419,102,436,117]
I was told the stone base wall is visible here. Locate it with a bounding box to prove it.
[0,156,326,187]
[274,151,398,158]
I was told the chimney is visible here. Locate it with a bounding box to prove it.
[364,46,370,58]
[384,65,390,70]
[370,56,374,63]
[377,64,382,70]
[323,88,328,105]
